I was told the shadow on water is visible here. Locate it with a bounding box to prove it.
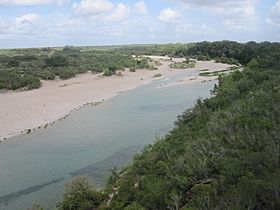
[70,145,143,187]
[0,178,64,207]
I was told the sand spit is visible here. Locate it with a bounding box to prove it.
[0,58,233,142]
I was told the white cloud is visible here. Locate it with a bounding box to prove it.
[175,0,250,10]
[158,8,180,22]
[13,14,40,34]
[267,0,280,27]
[0,13,41,39]
[107,3,130,21]
[15,13,40,26]
[73,0,113,15]
[221,4,258,31]
[176,23,213,35]
[273,0,280,13]
[0,20,10,34]
[0,0,64,6]
[134,1,147,14]
[174,0,258,31]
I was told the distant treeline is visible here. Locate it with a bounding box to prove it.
[51,41,280,210]
[115,41,280,66]
[112,43,193,57]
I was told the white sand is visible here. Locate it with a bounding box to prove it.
[0,58,233,142]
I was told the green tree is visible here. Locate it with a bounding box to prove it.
[58,177,103,210]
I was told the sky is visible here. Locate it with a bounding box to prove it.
[0,0,279,48]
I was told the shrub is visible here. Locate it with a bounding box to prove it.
[58,177,103,210]
[103,68,113,76]
[45,55,69,67]
[153,73,162,78]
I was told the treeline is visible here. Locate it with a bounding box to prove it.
[115,41,280,66]
[0,46,151,90]
[113,43,192,57]
[54,41,280,210]
[182,41,280,65]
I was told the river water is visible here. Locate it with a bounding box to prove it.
[0,71,216,210]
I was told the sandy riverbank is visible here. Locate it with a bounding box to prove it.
[0,58,233,142]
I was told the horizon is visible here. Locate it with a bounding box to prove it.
[0,0,280,48]
[0,39,279,50]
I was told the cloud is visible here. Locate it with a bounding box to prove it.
[134,1,147,14]
[0,13,41,39]
[176,24,214,35]
[15,13,40,25]
[267,0,280,27]
[158,8,180,22]
[73,0,113,15]
[173,0,258,31]
[0,20,10,34]
[13,13,41,34]
[0,0,64,6]
[222,4,258,31]
[175,0,250,11]
[107,3,130,21]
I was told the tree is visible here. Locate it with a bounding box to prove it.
[58,177,103,210]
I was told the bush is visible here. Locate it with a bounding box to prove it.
[55,67,77,80]
[24,75,41,90]
[153,73,162,78]
[108,65,117,73]
[58,177,103,210]
[45,55,69,67]
[103,68,113,76]
[129,67,136,72]
[124,202,145,210]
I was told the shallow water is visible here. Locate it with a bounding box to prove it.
[0,71,216,210]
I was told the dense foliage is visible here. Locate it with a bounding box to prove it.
[183,41,280,65]
[56,41,280,210]
[58,177,104,210]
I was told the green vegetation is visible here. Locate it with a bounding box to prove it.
[134,56,159,70]
[184,41,280,65]
[56,41,280,210]
[58,177,103,210]
[114,41,280,66]
[0,46,153,90]
[3,41,275,90]
[215,57,239,65]
[169,59,196,69]
[111,43,193,57]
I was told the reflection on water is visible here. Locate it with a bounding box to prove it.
[0,71,216,210]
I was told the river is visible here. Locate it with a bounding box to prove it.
[0,70,216,210]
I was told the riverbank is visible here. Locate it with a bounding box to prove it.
[0,58,233,142]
